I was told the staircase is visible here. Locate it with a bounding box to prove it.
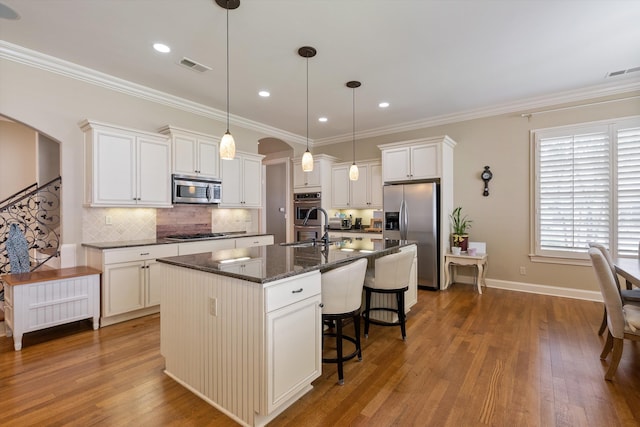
[0,177,62,275]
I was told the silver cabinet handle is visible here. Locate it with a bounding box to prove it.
[140,252,150,256]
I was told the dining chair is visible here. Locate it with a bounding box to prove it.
[320,257,368,385]
[588,243,640,335]
[589,248,640,380]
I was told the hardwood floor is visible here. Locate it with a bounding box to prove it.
[2,285,640,426]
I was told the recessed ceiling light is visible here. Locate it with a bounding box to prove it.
[258,90,270,97]
[318,117,328,123]
[378,102,390,108]
[153,43,171,53]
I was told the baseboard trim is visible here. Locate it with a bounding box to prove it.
[485,278,602,302]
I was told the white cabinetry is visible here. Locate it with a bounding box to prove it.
[159,126,219,178]
[235,235,274,248]
[379,136,456,289]
[86,243,178,326]
[220,151,264,208]
[177,238,235,255]
[81,120,171,207]
[380,141,441,182]
[265,275,322,413]
[331,161,382,209]
[293,154,336,193]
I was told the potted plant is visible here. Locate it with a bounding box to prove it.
[450,207,472,251]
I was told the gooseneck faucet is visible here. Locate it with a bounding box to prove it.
[303,206,329,244]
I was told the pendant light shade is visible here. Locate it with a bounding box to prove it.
[346,80,361,181]
[217,0,240,160]
[298,46,317,172]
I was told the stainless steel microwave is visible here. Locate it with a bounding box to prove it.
[172,174,222,204]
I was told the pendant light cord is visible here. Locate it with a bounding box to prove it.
[306,55,309,151]
[226,0,230,132]
[352,86,356,163]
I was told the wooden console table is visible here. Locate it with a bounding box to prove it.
[1,266,101,351]
[444,252,488,294]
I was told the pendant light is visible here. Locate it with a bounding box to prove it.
[346,80,361,181]
[298,46,317,172]
[216,0,240,160]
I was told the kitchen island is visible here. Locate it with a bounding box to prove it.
[156,238,416,427]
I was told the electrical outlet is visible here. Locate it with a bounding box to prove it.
[105,215,112,225]
[519,266,527,275]
[209,297,217,316]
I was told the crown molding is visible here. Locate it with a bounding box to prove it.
[313,79,640,147]
[3,41,639,150]
[0,41,307,146]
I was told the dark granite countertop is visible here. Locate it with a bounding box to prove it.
[156,237,415,284]
[82,232,271,250]
[329,229,383,234]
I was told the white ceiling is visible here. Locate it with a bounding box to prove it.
[1,0,640,146]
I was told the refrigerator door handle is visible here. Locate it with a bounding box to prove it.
[400,199,408,240]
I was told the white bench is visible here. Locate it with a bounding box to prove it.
[1,266,101,351]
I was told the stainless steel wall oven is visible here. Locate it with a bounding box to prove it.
[293,192,322,240]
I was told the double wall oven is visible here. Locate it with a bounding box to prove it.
[293,192,322,241]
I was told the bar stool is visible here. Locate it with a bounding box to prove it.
[362,250,414,341]
[321,258,368,385]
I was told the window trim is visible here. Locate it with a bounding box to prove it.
[529,115,640,265]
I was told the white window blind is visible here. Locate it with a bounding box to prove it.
[617,126,640,256]
[538,129,610,254]
[533,116,640,261]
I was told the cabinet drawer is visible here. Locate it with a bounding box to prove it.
[178,239,235,256]
[235,235,274,248]
[265,272,320,313]
[103,244,178,264]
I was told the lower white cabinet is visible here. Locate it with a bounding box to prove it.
[235,235,274,248]
[86,243,178,326]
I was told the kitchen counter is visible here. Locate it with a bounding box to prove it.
[156,237,412,284]
[81,232,269,250]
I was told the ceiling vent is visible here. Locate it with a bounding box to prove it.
[606,66,640,79]
[179,57,211,73]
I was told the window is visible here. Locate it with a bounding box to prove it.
[532,116,640,263]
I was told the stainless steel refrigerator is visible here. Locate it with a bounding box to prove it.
[383,182,439,290]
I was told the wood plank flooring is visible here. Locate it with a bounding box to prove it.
[2,284,639,426]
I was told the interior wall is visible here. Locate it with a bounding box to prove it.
[0,58,281,265]
[0,120,36,200]
[317,92,640,292]
[37,133,60,184]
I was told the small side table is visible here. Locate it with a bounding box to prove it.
[444,252,488,294]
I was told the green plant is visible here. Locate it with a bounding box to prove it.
[449,207,472,235]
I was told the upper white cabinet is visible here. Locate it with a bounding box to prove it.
[331,161,382,209]
[81,120,172,208]
[158,126,219,178]
[379,139,453,182]
[220,151,264,208]
[292,154,336,192]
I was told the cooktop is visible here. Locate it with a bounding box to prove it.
[165,233,227,241]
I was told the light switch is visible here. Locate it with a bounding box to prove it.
[105,215,112,225]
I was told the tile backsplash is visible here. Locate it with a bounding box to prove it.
[83,207,156,243]
[82,206,259,243]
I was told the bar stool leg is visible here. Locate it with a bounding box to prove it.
[396,290,406,341]
[353,313,362,361]
[364,288,372,338]
[336,318,344,385]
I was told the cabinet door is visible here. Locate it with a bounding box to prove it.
[103,261,145,316]
[235,235,274,248]
[293,160,321,189]
[350,164,369,208]
[146,259,164,307]
[369,162,383,208]
[381,147,411,182]
[410,144,439,179]
[138,136,171,205]
[221,157,242,205]
[197,138,219,178]
[94,129,137,205]
[266,294,322,413]
[173,134,197,175]
[242,156,262,207]
[331,165,351,208]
